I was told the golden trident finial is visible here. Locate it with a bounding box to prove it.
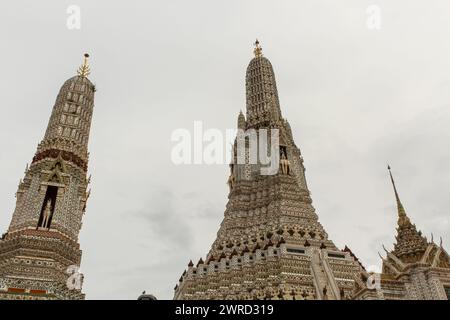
[253,39,262,57]
[77,53,90,77]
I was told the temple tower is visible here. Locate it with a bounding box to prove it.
[355,167,450,300]
[0,54,96,300]
[174,42,370,300]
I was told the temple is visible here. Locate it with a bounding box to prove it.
[354,167,450,299]
[1,46,448,301]
[174,41,373,300]
[0,54,96,300]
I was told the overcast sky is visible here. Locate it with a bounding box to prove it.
[0,0,449,300]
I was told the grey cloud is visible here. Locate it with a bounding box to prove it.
[127,188,194,251]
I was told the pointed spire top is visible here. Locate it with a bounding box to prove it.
[387,165,410,226]
[253,39,263,57]
[237,110,246,130]
[387,166,428,260]
[77,53,91,77]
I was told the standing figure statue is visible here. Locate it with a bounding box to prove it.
[280,151,290,175]
[227,174,236,190]
[40,199,53,229]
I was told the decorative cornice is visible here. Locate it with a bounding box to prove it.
[32,149,87,172]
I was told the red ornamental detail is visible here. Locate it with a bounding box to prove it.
[32,149,87,171]
[30,289,47,295]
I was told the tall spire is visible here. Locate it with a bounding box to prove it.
[0,54,96,300]
[77,53,91,77]
[387,165,428,261]
[387,165,410,226]
[174,41,367,301]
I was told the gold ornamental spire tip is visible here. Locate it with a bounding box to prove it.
[77,53,91,77]
[253,39,263,57]
[387,165,410,225]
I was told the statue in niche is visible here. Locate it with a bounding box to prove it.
[280,150,290,175]
[39,199,53,229]
[227,174,236,190]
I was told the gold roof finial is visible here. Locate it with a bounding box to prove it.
[77,53,91,77]
[253,39,262,57]
[387,165,410,226]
